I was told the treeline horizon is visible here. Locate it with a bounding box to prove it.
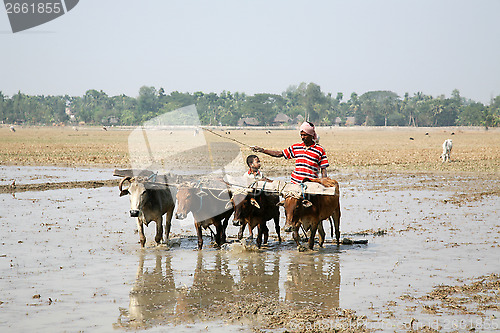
[1,82,499,127]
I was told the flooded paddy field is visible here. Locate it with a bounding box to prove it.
[1,166,499,332]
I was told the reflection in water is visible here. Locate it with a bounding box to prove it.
[115,251,178,329]
[235,253,280,300]
[115,248,341,329]
[286,254,340,312]
[175,251,235,321]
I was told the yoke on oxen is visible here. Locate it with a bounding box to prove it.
[114,169,338,198]
[223,176,338,197]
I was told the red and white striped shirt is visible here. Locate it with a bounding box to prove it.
[282,143,329,184]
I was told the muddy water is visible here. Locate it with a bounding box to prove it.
[0,165,115,186]
[0,167,499,332]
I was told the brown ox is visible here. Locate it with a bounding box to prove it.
[227,189,281,248]
[278,178,341,250]
[175,185,233,250]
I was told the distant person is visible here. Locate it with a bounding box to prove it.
[252,121,329,184]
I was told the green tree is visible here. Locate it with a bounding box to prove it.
[484,95,500,128]
[240,93,284,125]
[357,91,399,126]
[457,101,485,125]
[137,86,158,121]
[305,82,324,123]
[0,91,5,121]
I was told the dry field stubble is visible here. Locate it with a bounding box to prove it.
[1,126,498,175]
[0,126,129,168]
[242,126,500,175]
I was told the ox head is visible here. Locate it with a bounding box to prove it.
[277,195,313,232]
[225,189,260,225]
[119,176,149,218]
[175,184,207,220]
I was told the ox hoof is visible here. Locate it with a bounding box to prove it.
[298,245,307,252]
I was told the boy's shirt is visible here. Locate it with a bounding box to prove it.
[244,169,264,185]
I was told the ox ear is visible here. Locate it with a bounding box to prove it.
[250,198,260,209]
[196,190,208,197]
[277,200,285,207]
[302,199,313,208]
[119,190,129,197]
[225,201,233,210]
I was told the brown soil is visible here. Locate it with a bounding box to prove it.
[1,126,499,174]
[420,273,500,316]
[0,179,119,194]
[193,296,370,332]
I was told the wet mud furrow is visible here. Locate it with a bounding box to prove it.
[0,179,119,194]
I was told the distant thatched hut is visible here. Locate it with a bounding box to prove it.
[237,117,260,126]
[273,113,291,126]
[293,114,305,124]
[345,117,356,126]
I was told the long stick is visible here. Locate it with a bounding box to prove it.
[200,126,254,148]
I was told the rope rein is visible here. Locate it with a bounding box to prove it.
[206,188,232,202]
[300,183,307,199]
[194,193,203,214]
[147,172,158,183]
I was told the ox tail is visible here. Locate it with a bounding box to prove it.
[329,217,334,239]
[300,225,308,239]
[207,225,216,240]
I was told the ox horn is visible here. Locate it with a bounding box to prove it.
[225,200,233,210]
[119,176,132,197]
[250,198,261,209]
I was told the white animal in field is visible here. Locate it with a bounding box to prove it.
[441,139,452,162]
[119,176,176,247]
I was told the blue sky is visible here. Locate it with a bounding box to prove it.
[1,0,499,103]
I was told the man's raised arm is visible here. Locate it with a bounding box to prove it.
[251,146,284,158]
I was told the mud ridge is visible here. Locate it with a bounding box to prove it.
[0,179,119,194]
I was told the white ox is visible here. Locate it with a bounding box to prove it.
[441,139,453,162]
[119,177,176,247]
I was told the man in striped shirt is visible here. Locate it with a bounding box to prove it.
[252,122,329,184]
